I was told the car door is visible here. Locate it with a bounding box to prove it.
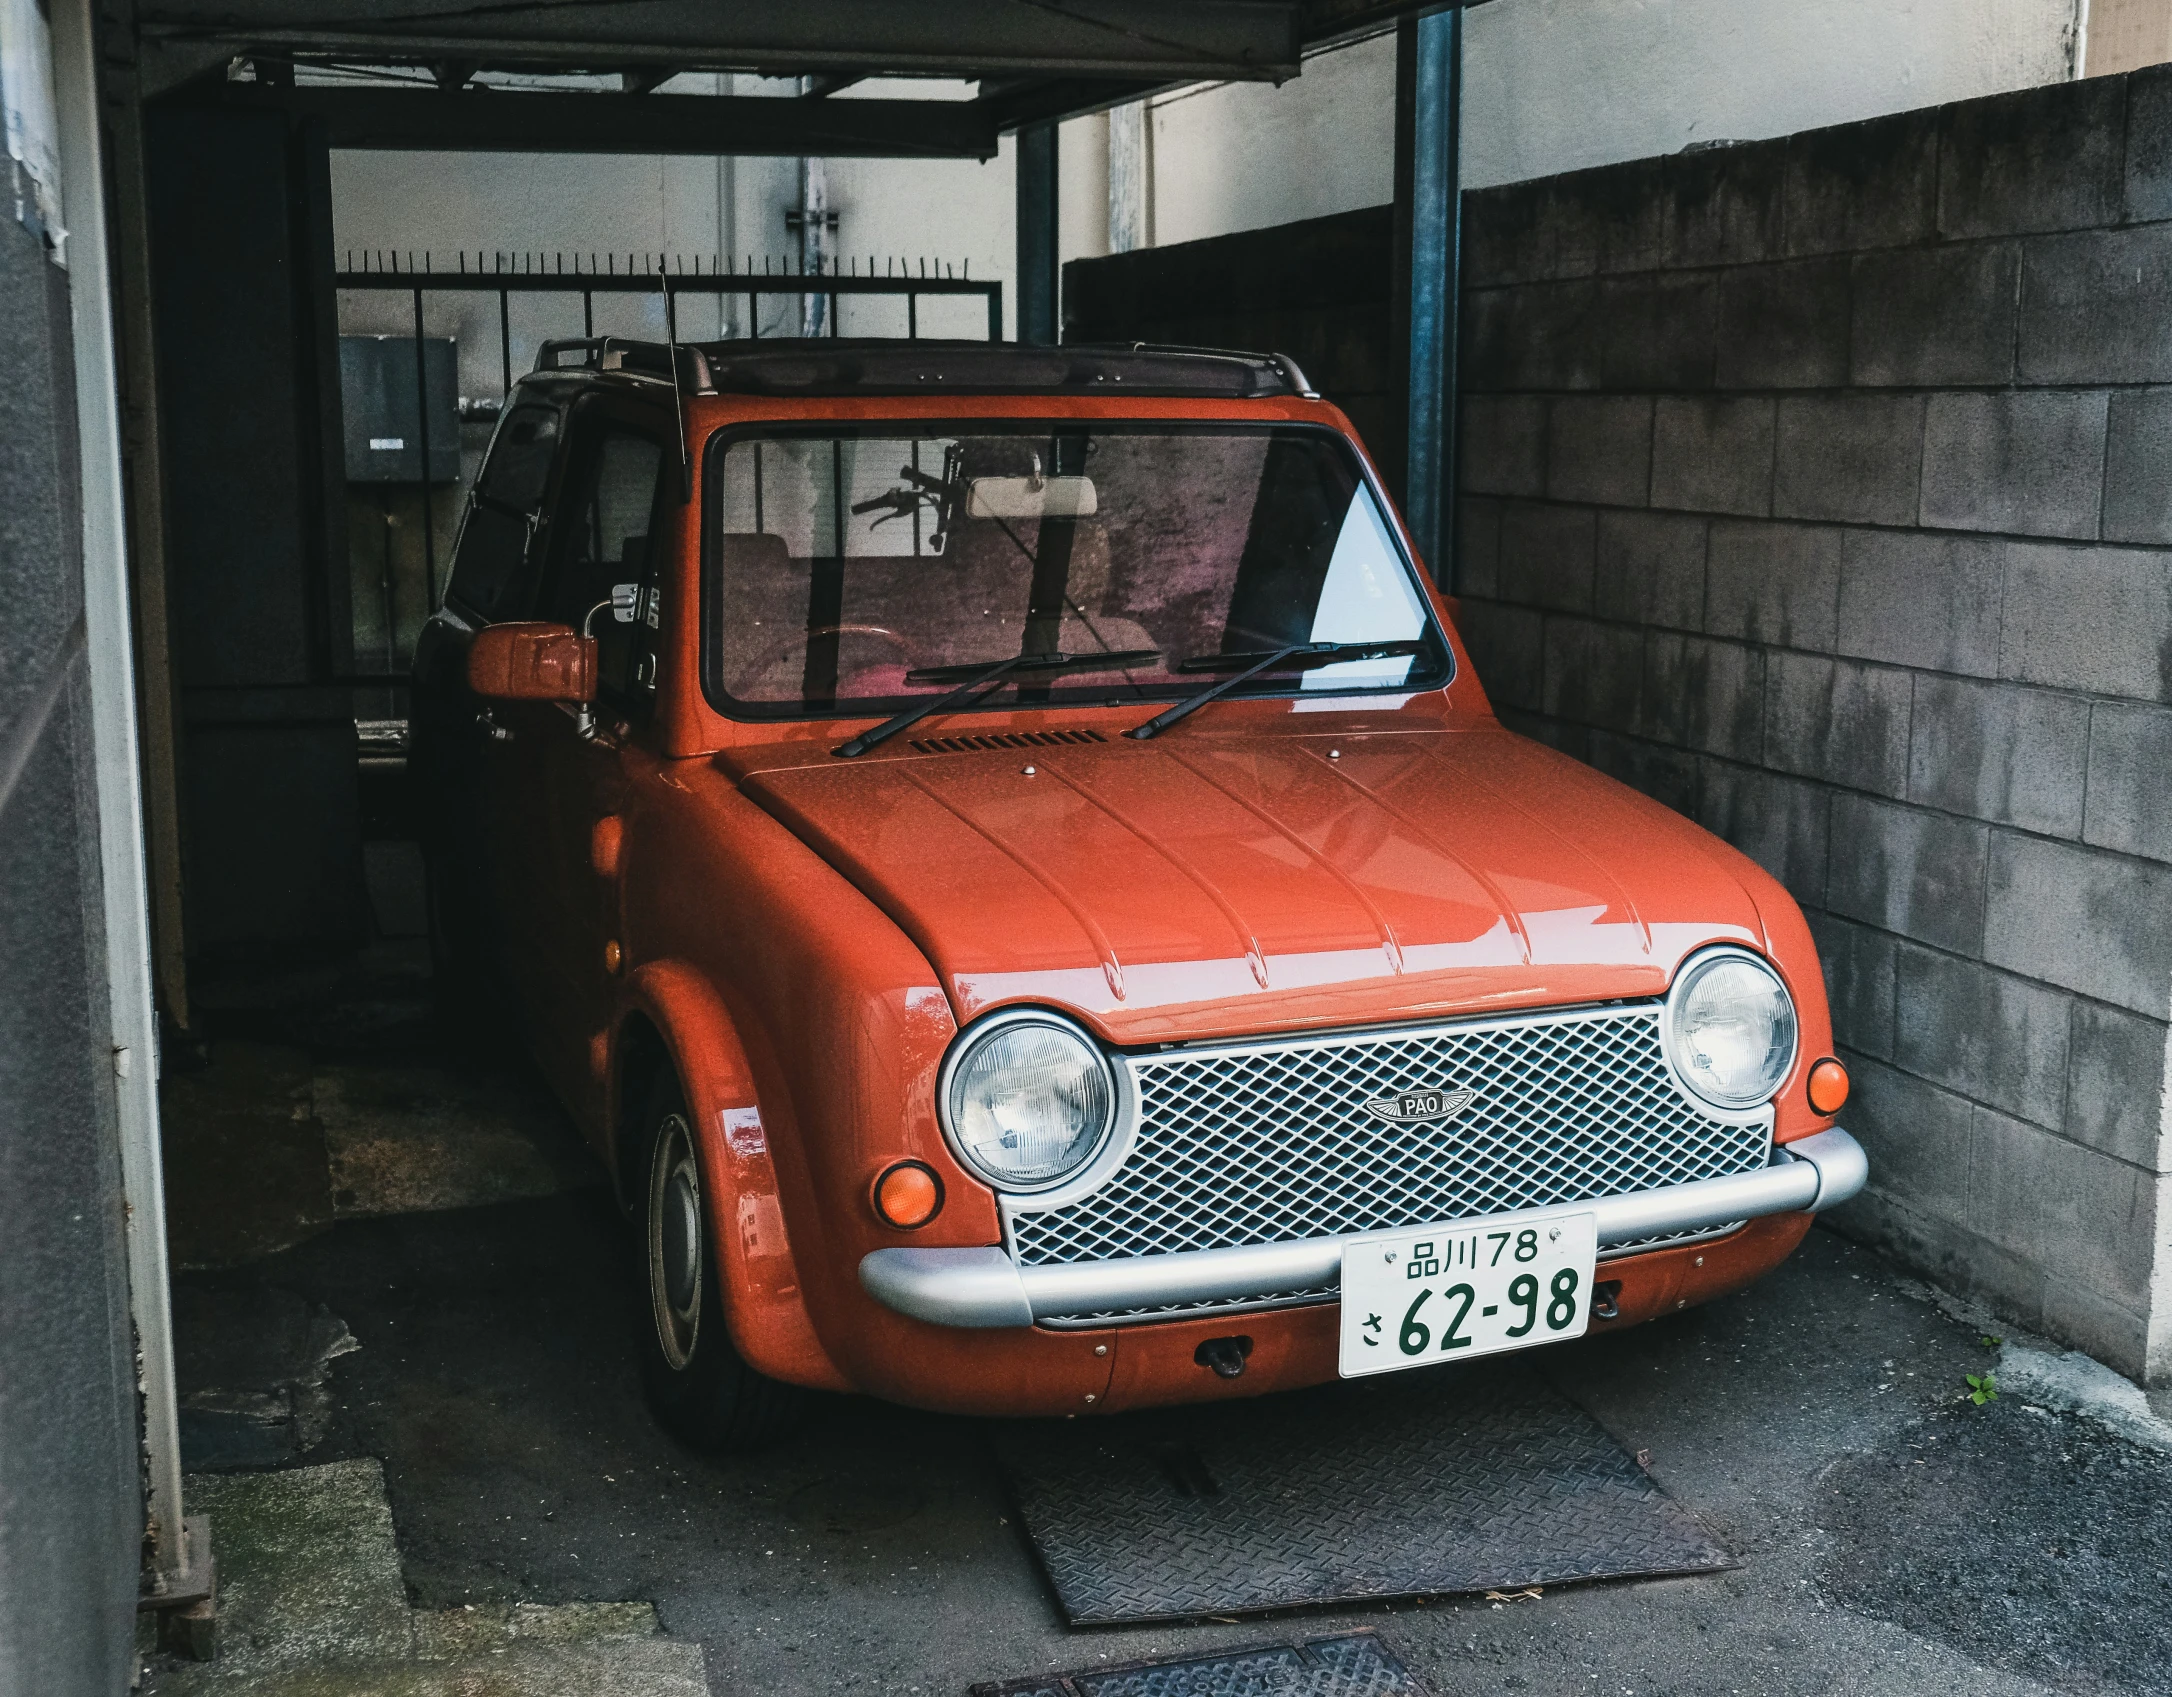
[412,397,566,1006]
[513,396,672,1120]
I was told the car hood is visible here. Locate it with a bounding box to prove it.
[736,727,1769,1044]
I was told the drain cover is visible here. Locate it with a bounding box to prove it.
[994,1360,1730,1623]
[971,1630,1428,1696]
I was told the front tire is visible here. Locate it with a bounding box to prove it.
[636,1073,802,1450]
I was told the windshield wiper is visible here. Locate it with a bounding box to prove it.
[1124,639,1427,742]
[832,648,1162,758]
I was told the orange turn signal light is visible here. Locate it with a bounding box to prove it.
[1807,1057,1850,1116]
[873,1161,943,1230]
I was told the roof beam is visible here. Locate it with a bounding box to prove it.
[134,1,1305,82]
[198,84,1000,157]
[1300,0,1480,52]
[975,76,1166,132]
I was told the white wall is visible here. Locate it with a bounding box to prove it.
[1058,111,1112,264]
[1143,31,1398,247]
[1462,0,2083,190]
[332,151,747,269]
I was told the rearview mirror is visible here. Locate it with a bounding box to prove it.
[466,622,596,702]
[965,475,1097,520]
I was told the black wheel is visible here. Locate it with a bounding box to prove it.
[637,1071,803,1450]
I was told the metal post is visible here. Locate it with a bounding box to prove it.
[1108,101,1148,254]
[91,0,190,1032]
[411,289,436,609]
[1401,6,1462,585]
[49,0,188,1587]
[498,288,512,393]
[799,156,829,336]
[1015,123,1057,344]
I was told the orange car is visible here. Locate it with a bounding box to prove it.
[413,339,1865,1449]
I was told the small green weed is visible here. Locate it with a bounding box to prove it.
[1966,1371,1998,1406]
[1979,1334,2003,1351]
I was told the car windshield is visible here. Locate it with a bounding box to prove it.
[706,422,1451,718]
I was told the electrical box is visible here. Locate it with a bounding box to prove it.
[340,336,459,483]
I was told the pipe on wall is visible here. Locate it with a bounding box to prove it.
[1396,5,1462,584]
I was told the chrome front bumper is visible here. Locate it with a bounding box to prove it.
[859,1126,1867,1330]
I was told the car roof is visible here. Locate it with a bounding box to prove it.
[526,337,1319,401]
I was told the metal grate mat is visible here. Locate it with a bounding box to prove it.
[970,1631,1427,1697]
[994,1359,1731,1625]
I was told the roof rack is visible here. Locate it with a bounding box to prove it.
[525,337,1318,402]
[533,336,711,388]
[684,340,1311,400]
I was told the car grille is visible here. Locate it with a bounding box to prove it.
[1006,1002,1772,1322]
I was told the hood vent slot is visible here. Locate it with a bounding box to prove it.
[907,729,1108,755]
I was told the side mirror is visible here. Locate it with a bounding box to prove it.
[467,622,596,702]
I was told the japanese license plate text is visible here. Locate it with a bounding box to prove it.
[1338,1209,1598,1378]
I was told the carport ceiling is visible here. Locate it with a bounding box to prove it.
[137,0,1450,154]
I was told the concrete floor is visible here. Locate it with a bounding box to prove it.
[145,1459,709,1695]
[148,945,2172,1695]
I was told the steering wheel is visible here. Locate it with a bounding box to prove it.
[740,623,914,693]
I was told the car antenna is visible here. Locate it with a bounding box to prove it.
[660,270,691,502]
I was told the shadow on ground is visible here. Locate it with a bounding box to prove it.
[1818,1399,2172,1690]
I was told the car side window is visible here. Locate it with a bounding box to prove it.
[542,421,667,702]
[446,403,561,621]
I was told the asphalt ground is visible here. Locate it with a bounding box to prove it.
[171,1189,2172,1697]
[163,944,2172,1695]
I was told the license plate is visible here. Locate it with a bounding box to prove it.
[1338,1209,1598,1378]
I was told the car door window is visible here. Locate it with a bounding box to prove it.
[542,422,668,703]
[446,403,561,620]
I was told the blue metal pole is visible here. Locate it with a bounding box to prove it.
[1404,6,1462,584]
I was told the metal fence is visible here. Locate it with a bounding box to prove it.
[332,252,1003,676]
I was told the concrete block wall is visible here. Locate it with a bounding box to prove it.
[1454,70,2172,1381]
[1063,206,1405,505]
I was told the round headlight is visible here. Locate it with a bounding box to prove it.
[943,1015,1114,1192]
[1665,949,1799,1111]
